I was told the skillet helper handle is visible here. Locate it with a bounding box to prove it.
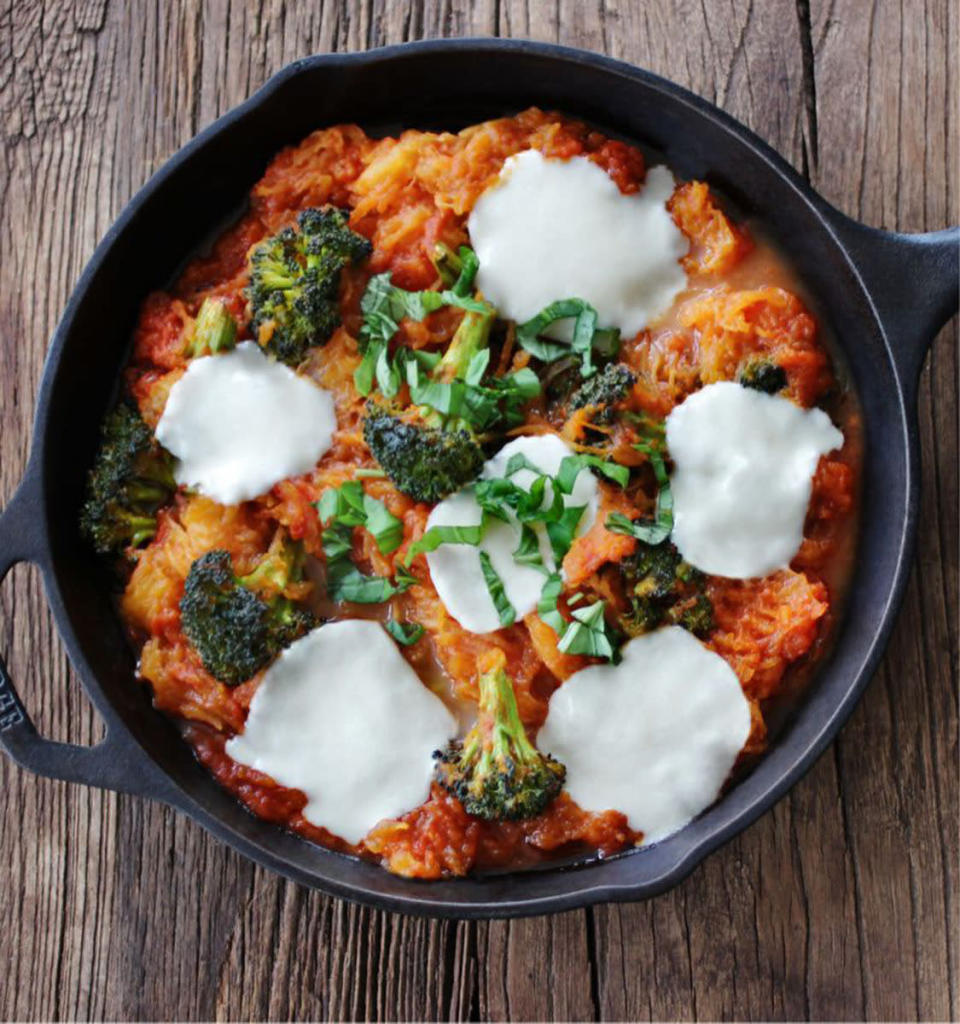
[0,476,169,798]
[825,213,959,394]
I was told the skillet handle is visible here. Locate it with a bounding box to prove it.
[823,211,958,396]
[0,474,172,800]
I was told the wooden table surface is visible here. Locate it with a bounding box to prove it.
[1,2,956,1020]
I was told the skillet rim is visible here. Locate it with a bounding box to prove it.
[6,37,937,917]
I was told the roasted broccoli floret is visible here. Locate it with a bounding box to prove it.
[180,540,315,685]
[619,540,713,638]
[80,404,177,556]
[739,358,787,394]
[674,592,714,636]
[568,362,636,423]
[362,309,494,502]
[187,297,237,358]
[247,206,371,366]
[434,658,565,821]
[362,407,484,505]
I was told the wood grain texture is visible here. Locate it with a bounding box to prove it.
[0,1,955,1020]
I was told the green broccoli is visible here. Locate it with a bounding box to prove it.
[434,659,565,821]
[247,206,372,366]
[432,242,466,288]
[618,540,713,638]
[362,407,485,505]
[738,358,787,394]
[80,404,177,556]
[180,542,315,685]
[187,297,237,358]
[674,592,714,636]
[568,362,636,423]
[362,308,494,502]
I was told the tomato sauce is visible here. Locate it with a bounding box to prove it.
[117,110,860,878]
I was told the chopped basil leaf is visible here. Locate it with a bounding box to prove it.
[516,298,620,377]
[385,620,425,646]
[321,523,407,604]
[406,522,487,563]
[362,495,404,554]
[513,524,547,572]
[537,574,617,662]
[394,563,419,590]
[317,481,364,527]
[316,483,408,603]
[450,245,480,296]
[479,550,515,627]
[465,348,490,386]
[537,573,567,634]
[356,264,489,399]
[545,503,587,562]
[318,482,402,554]
[605,442,673,544]
[556,453,630,492]
[405,352,540,433]
[557,599,615,658]
[354,343,380,397]
[505,452,546,477]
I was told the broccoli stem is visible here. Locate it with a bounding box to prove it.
[435,309,493,383]
[433,242,463,288]
[241,540,301,594]
[484,664,540,768]
[434,658,565,820]
[188,297,237,358]
[127,514,161,548]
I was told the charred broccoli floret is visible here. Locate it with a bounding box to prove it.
[362,308,494,502]
[247,206,371,366]
[619,540,713,638]
[434,658,565,821]
[362,407,484,505]
[80,404,177,556]
[568,362,636,423]
[180,540,315,685]
[739,358,787,394]
[187,297,237,358]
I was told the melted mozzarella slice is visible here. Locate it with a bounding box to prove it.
[537,626,751,843]
[425,434,598,634]
[156,341,337,505]
[467,150,689,337]
[225,620,457,845]
[665,381,843,579]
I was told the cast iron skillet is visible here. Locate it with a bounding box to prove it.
[0,40,956,918]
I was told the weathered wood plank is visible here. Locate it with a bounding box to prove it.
[806,1,959,1019]
[0,1,954,1020]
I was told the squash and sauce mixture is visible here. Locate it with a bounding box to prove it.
[81,110,859,877]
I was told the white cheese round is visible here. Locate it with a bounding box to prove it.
[665,381,843,579]
[467,150,689,338]
[156,341,337,505]
[425,434,598,634]
[537,626,751,843]
[225,620,457,845]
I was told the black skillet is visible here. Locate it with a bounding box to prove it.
[0,40,956,918]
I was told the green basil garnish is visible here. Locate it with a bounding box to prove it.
[479,550,516,627]
[385,620,425,646]
[316,483,409,603]
[516,298,620,377]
